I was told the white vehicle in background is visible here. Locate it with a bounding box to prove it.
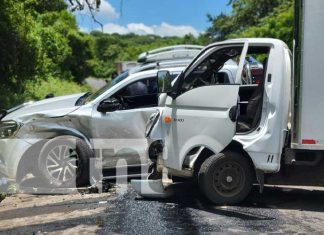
[138,45,205,63]
[133,0,324,205]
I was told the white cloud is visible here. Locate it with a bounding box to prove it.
[98,0,119,19]
[75,0,119,20]
[101,22,199,37]
[154,22,199,37]
[102,23,129,34]
[127,23,155,35]
[74,1,198,37]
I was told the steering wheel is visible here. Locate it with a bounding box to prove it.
[193,77,209,87]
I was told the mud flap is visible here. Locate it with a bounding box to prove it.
[256,169,264,193]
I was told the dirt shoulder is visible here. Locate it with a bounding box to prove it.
[0,189,115,235]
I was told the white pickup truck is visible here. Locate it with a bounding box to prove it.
[132,0,324,204]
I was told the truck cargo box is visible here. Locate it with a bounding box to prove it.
[292,0,324,149]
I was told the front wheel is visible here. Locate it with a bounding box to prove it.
[38,136,93,188]
[198,152,253,205]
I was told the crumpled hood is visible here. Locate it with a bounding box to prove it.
[2,93,84,121]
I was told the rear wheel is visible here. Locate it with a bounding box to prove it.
[198,152,253,205]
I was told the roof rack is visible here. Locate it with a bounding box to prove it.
[137,44,204,63]
[129,59,192,74]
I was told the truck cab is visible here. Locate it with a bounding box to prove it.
[133,38,292,203]
[132,0,324,205]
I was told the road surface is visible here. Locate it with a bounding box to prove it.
[0,184,324,234]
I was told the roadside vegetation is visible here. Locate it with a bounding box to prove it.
[206,0,293,48]
[0,0,293,109]
[0,194,5,203]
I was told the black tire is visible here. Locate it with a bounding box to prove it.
[198,152,253,205]
[38,136,93,188]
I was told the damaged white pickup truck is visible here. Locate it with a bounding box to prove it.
[0,66,186,188]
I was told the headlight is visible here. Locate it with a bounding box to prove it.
[0,121,20,139]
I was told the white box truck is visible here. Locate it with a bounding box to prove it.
[132,0,324,204]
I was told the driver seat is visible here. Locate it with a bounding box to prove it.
[236,58,267,132]
[236,84,264,132]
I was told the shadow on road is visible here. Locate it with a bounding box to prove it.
[245,185,324,212]
[136,183,324,216]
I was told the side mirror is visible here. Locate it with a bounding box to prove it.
[157,70,173,94]
[97,98,122,113]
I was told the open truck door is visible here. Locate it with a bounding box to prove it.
[161,43,247,171]
[162,86,240,170]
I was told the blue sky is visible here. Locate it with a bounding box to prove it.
[74,0,231,37]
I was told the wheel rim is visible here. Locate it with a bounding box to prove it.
[212,161,245,197]
[45,145,79,183]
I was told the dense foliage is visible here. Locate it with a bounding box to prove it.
[206,0,294,48]
[0,0,94,108]
[0,0,203,109]
[0,0,294,109]
[90,32,202,78]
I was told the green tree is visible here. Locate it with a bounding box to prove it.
[89,32,205,79]
[0,0,96,108]
[206,0,293,47]
[0,0,45,107]
[230,2,294,48]
[0,0,206,109]
[65,32,96,82]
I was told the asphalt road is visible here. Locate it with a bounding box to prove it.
[96,184,324,234]
[1,184,324,234]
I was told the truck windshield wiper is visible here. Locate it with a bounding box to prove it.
[75,92,92,106]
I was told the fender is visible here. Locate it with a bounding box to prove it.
[14,125,92,178]
[16,118,93,150]
[165,134,227,171]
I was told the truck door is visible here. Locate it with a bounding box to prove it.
[162,43,248,170]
